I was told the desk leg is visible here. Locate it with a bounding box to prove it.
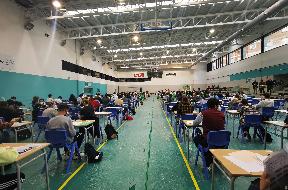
[43,150,50,190]
[187,127,190,161]
[30,124,34,142]
[264,125,267,150]
[84,128,88,143]
[15,129,18,143]
[211,158,215,190]
[230,177,235,190]
[92,124,95,144]
[1,166,5,175]
[281,128,285,149]
[16,163,21,190]
[232,117,235,138]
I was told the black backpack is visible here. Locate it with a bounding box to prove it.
[104,124,118,140]
[84,143,103,163]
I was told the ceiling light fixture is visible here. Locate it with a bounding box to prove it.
[166,50,169,54]
[210,28,215,34]
[52,0,61,8]
[139,52,143,56]
[97,39,102,44]
[114,54,118,58]
[132,35,139,42]
[93,47,96,50]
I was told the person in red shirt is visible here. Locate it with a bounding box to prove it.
[192,98,225,167]
[89,97,101,110]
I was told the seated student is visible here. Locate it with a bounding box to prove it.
[47,104,84,151]
[177,96,194,115]
[238,99,257,141]
[54,96,63,104]
[80,99,100,138]
[0,101,21,122]
[46,94,54,103]
[89,97,101,111]
[32,96,45,122]
[248,145,288,190]
[7,96,23,108]
[42,102,58,119]
[255,93,274,110]
[114,95,124,106]
[101,94,110,107]
[192,98,225,167]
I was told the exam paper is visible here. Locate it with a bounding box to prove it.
[224,150,268,173]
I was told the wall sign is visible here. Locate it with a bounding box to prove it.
[0,54,15,71]
[166,73,176,76]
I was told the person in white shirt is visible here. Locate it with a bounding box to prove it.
[46,94,54,103]
[255,93,274,110]
[42,102,58,119]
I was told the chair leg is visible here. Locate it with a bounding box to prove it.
[66,145,75,173]
[34,126,42,142]
[75,144,81,161]
[200,149,209,180]
[195,149,200,166]
[56,148,62,161]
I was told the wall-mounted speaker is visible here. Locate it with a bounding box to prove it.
[60,40,66,46]
[24,22,34,31]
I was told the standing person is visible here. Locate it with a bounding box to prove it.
[266,79,274,95]
[259,80,266,94]
[252,80,258,94]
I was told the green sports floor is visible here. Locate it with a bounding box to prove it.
[7,96,288,190]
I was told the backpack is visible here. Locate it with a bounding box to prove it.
[84,143,103,163]
[17,128,32,141]
[104,124,118,140]
[258,127,273,143]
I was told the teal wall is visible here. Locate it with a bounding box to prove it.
[0,70,107,106]
[230,63,288,81]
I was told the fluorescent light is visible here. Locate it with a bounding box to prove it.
[166,50,169,54]
[192,48,197,52]
[52,0,61,8]
[139,52,143,56]
[93,47,96,50]
[120,66,129,69]
[114,54,118,58]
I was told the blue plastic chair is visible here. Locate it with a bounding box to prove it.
[237,114,264,142]
[195,130,231,180]
[262,107,275,120]
[252,99,260,105]
[45,129,81,173]
[69,107,80,120]
[35,116,50,142]
[106,108,120,126]
[178,114,197,140]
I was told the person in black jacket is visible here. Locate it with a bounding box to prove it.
[79,99,100,138]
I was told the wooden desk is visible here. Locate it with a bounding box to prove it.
[0,143,50,190]
[10,121,33,143]
[211,149,272,190]
[226,110,240,138]
[264,121,288,149]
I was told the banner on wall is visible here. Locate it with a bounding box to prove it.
[121,72,148,78]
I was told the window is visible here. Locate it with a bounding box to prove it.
[243,39,261,58]
[264,25,288,51]
[230,49,241,64]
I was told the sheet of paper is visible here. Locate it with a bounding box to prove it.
[224,150,268,173]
